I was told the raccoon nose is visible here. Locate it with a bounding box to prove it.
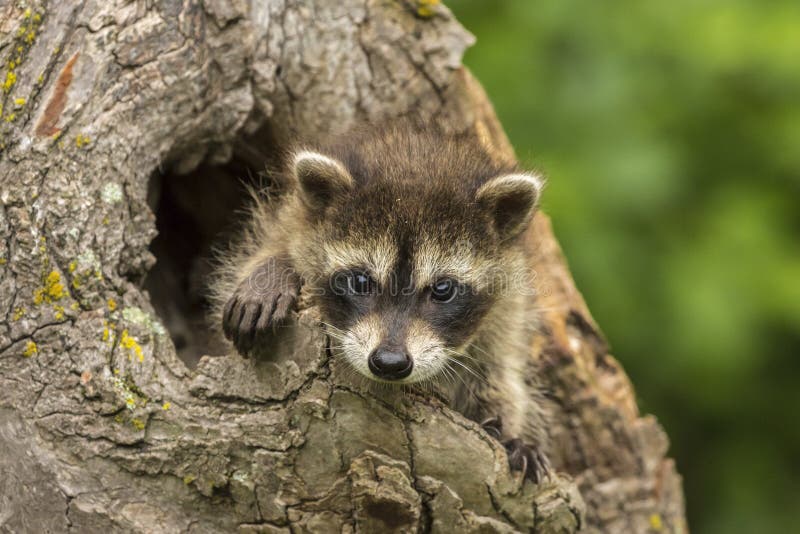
[368,348,413,380]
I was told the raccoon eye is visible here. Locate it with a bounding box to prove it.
[342,270,375,296]
[331,269,375,296]
[430,278,458,303]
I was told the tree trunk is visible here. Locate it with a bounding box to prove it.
[0,1,686,532]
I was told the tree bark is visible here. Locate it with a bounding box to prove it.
[0,1,686,533]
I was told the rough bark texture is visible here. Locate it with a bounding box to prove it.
[0,1,686,533]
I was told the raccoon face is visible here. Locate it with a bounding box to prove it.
[291,148,542,384]
[323,267,492,383]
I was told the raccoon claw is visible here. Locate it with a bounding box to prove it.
[504,438,551,484]
[223,289,297,355]
[222,260,299,356]
[481,416,503,439]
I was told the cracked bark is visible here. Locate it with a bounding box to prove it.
[0,1,686,533]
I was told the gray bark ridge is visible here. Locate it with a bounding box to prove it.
[0,1,685,533]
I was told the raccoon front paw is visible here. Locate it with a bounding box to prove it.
[504,438,551,484]
[222,259,299,356]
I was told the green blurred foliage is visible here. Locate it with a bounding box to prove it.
[448,1,800,532]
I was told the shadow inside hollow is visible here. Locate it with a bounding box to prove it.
[145,124,285,367]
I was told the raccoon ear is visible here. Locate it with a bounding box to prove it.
[476,173,543,241]
[292,151,354,208]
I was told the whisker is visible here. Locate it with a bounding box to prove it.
[443,347,489,370]
[319,321,347,334]
[443,361,471,390]
[443,345,509,370]
[440,363,458,387]
[442,361,485,406]
[446,356,488,384]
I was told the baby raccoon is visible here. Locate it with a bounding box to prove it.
[213,123,551,482]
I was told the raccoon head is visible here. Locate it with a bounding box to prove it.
[289,136,542,384]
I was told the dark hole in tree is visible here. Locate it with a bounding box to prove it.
[145,125,284,368]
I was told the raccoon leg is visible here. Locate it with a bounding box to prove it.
[222,256,300,356]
